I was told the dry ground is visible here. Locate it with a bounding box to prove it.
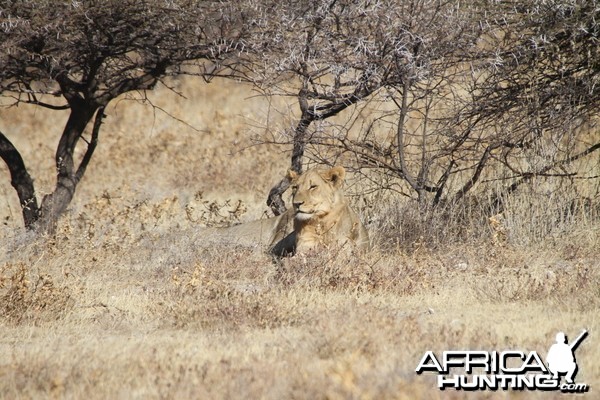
[1,78,599,399]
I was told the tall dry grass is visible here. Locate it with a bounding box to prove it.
[0,77,599,399]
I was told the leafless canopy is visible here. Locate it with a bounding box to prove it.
[0,0,598,231]
[239,0,599,212]
[0,0,245,231]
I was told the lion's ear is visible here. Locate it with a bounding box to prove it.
[325,166,346,187]
[287,169,299,181]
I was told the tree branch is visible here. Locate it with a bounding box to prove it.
[454,145,493,201]
[393,80,421,199]
[25,100,70,111]
[75,106,105,184]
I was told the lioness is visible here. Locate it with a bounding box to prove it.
[201,166,369,256]
[271,165,370,255]
[201,208,294,250]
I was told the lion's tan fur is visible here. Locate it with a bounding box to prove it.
[202,209,294,250]
[200,166,369,255]
[287,166,369,253]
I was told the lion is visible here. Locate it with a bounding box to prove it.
[201,208,294,250]
[199,165,369,256]
[271,165,370,255]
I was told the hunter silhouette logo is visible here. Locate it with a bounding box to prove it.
[546,329,588,384]
[416,329,590,393]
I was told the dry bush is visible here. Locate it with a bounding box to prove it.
[0,262,76,324]
[372,197,491,252]
[495,186,600,247]
[371,178,599,255]
[474,256,599,307]
[162,248,373,330]
[274,249,379,291]
[273,248,435,297]
[158,243,443,333]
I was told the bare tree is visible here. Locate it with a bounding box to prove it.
[246,0,599,211]
[240,0,495,211]
[240,0,408,214]
[0,0,244,232]
[324,0,488,206]
[466,0,600,204]
[3,0,597,234]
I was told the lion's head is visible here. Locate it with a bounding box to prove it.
[288,166,346,222]
[280,165,369,254]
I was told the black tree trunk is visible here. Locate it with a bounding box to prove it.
[0,131,40,228]
[267,114,313,215]
[36,98,99,233]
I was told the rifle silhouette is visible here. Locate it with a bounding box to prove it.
[570,329,588,352]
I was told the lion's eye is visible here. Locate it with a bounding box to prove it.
[309,184,317,190]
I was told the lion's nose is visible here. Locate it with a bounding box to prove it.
[293,201,303,209]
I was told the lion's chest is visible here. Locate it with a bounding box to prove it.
[294,217,350,252]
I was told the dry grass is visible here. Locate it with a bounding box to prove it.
[1,78,599,399]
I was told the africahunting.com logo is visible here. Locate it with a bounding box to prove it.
[416,329,589,393]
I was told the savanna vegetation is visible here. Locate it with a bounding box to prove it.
[1,1,599,398]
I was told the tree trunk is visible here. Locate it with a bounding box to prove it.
[35,99,99,233]
[267,114,313,215]
[266,81,375,215]
[395,79,424,203]
[0,131,40,228]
